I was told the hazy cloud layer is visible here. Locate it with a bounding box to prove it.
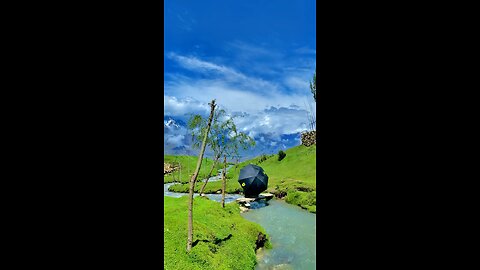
[164,49,315,158]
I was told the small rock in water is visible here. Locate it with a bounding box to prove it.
[216,190,221,194]
[256,247,265,260]
[239,206,249,213]
[272,263,293,270]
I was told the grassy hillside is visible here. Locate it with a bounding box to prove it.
[164,155,223,184]
[164,196,270,270]
[227,144,316,191]
[169,145,317,213]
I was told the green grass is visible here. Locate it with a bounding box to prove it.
[168,145,317,213]
[227,144,316,191]
[164,155,223,184]
[164,196,270,270]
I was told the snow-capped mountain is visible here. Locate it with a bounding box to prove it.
[162,115,303,160]
[164,119,180,129]
[164,116,186,129]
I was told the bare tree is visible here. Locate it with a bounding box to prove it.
[304,69,317,132]
[178,161,181,182]
[310,69,316,102]
[186,99,216,252]
[190,109,227,195]
[221,155,227,208]
[307,100,316,131]
[196,110,236,195]
[188,108,255,207]
[220,131,255,206]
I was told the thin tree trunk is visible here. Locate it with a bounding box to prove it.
[221,155,226,208]
[199,155,219,195]
[235,157,239,173]
[186,100,216,252]
[175,161,178,182]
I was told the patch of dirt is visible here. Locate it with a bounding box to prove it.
[295,186,314,192]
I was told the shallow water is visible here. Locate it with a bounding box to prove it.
[242,199,316,270]
[164,165,242,203]
[164,182,242,204]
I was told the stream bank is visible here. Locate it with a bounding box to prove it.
[164,182,316,269]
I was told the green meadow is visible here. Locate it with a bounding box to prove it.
[167,144,316,213]
[164,155,223,184]
[164,196,270,270]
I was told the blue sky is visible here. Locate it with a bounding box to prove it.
[164,0,316,159]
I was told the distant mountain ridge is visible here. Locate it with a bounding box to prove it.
[164,115,186,129]
[163,115,304,160]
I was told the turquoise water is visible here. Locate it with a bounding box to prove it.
[164,183,242,203]
[164,165,242,204]
[242,199,316,270]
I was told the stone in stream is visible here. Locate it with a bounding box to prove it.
[256,247,265,260]
[236,197,256,203]
[272,263,293,270]
[258,193,274,201]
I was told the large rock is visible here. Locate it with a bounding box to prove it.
[301,130,316,147]
[255,232,267,250]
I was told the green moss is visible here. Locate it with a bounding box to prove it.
[168,176,242,194]
[164,196,269,270]
[285,190,316,213]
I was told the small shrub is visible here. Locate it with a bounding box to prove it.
[278,150,286,161]
[258,154,268,163]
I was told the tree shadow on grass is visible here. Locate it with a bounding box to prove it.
[192,234,233,248]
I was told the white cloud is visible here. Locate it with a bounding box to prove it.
[164,50,315,151]
[164,78,311,116]
[233,106,311,141]
[164,133,185,146]
[164,96,210,117]
[167,53,279,93]
[227,40,284,59]
[168,52,230,74]
[284,75,310,92]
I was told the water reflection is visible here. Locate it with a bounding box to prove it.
[249,201,269,209]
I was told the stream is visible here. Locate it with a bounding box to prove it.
[242,200,316,270]
[164,165,316,269]
[164,165,242,203]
